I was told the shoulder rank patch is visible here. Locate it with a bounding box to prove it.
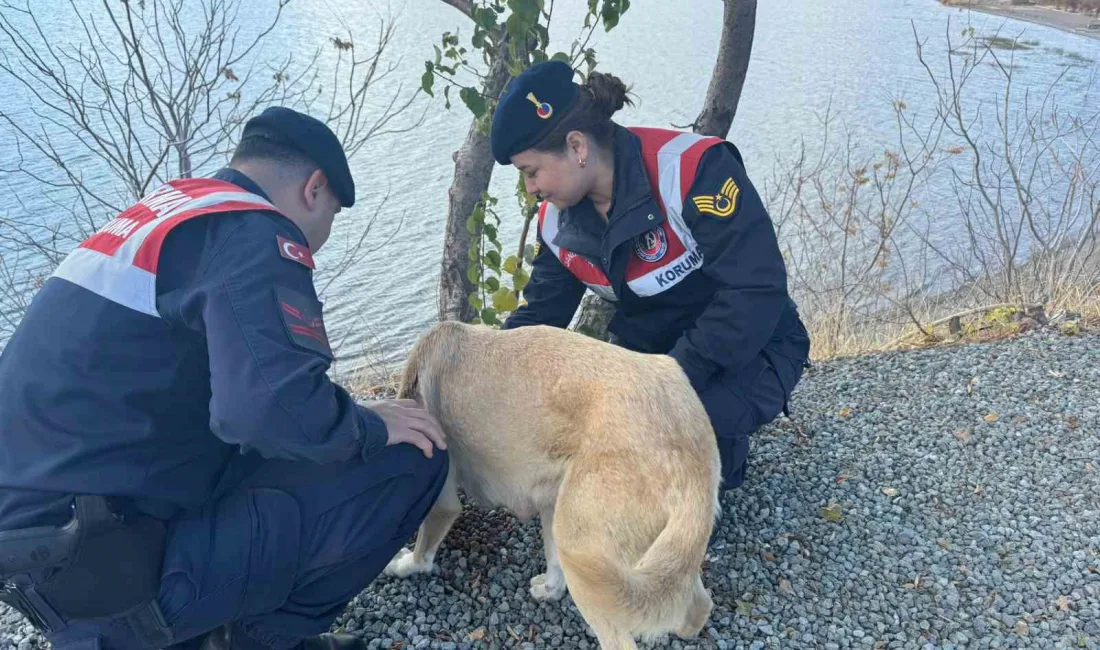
[275,286,332,359]
[691,177,741,219]
[278,235,315,269]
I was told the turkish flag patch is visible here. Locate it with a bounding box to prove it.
[275,286,333,359]
[277,235,315,269]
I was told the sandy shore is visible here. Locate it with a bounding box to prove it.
[949,2,1100,41]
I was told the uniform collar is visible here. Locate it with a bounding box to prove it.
[603,126,666,254]
[212,167,273,202]
[607,125,654,218]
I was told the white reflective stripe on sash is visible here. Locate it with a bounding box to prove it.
[588,284,618,302]
[52,190,276,317]
[655,132,703,255]
[52,247,159,317]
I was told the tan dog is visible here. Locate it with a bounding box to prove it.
[383,322,721,650]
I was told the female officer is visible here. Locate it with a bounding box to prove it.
[494,60,811,491]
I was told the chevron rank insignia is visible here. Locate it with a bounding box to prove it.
[692,177,741,219]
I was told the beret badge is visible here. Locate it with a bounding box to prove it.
[526,92,554,120]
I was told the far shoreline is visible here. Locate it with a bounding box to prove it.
[944,2,1100,42]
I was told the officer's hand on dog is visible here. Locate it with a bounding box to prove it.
[365,399,447,458]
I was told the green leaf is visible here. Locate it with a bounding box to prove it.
[504,13,527,45]
[473,6,498,31]
[502,255,519,274]
[485,276,500,292]
[444,85,452,110]
[468,293,483,310]
[491,288,520,313]
[466,212,478,234]
[468,246,479,262]
[513,268,529,292]
[485,250,501,270]
[523,243,536,264]
[533,23,550,49]
[484,223,498,241]
[421,64,434,97]
[467,265,480,284]
[600,0,630,31]
[550,51,570,63]
[459,87,487,118]
[480,307,498,325]
[433,45,443,65]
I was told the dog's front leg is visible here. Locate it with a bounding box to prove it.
[385,462,460,578]
[529,507,567,601]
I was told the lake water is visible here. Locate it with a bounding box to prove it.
[1,0,1098,380]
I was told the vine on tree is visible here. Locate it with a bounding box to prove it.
[422,0,630,326]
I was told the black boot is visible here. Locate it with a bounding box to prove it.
[199,624,368,650]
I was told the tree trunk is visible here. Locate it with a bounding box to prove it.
[570,0,756,338]
[694,0,756,138]
[572,293,617,341]
[437,43,514,323]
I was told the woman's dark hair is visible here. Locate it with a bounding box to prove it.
[530,71,634,155]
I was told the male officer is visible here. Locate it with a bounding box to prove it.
[0,107,447,650]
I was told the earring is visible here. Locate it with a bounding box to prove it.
[579,158,587,168]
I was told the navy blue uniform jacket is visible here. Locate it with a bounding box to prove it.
[504,126,809,391]
[0,169,388,531]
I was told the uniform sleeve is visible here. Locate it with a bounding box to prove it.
[501,223,585,330]
[176,217,388,464]
[668,145,790,392]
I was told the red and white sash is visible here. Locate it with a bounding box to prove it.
[51,178,282,317]
[537,127,724,301]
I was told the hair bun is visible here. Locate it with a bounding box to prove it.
[583,71,632,120]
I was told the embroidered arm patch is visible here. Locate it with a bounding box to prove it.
[691,177,741,219]
[275,286,333,359]
[278,235,315,269]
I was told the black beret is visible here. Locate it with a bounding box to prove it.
[241,106,356,208]
[490,60,580,165]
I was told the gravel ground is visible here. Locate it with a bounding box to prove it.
[3,328,1098,650]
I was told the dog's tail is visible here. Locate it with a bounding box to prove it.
[559,473,717,635]
[396,339,421,400]
[396,320,467,405]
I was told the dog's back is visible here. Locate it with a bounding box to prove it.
[399,322,721,647]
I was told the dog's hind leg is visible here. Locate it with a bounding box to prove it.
[530,507,567,602]
[674,573,712,639]
[384,462,461,578]
[574,612,639,650]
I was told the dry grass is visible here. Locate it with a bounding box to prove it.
[805,294,1099,362]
